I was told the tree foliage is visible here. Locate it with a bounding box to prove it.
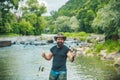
[92,0,120,40]
[0,0,19,33]
[34,17,46,35]
[21,0,47,35]
[0,0,47,35]
[56,0,109,33]
[22,0,46,16]
[47,0,119,40]
[52,16,79,33]
[19,19,34,35]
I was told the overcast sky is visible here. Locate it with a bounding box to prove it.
[42,0,69,16]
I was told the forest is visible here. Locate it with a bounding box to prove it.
[0,0,120,41]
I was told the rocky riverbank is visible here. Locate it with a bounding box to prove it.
[0,34,55,47]
[74,44,120,76]
[67,34,120,76]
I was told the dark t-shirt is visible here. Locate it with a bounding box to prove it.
[50,45,70,71]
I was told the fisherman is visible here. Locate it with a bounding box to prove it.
[42,33,77,80]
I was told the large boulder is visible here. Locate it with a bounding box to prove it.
[105,52,120,60]
[114,57,120,75]
[0,41,11,47]
[47,39,54,43]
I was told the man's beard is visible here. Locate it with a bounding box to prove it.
[57,42,63,48]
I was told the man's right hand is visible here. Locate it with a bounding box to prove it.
[41,52,53,60]
[42,52,45,58]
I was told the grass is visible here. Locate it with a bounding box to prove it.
[103,40,120,53]
[0,33,20,37]
[64,32,90,37]
[63,32,90,42]
[90,39,120,54]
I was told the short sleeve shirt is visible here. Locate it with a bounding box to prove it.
[50,45,70,71]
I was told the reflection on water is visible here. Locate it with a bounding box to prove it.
[0,44,119,80]
[0,44,51,80]
[0,44,81,80]
[75,56,120,80]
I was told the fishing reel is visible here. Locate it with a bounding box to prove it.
[70,47,77,62]
[70,47,77,53]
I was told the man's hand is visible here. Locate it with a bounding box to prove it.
[67,49,77,62]
[71,52,77,62]
[42,52,46,58]
[41,52,53,60]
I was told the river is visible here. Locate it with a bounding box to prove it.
[0,43,119,80]
[0,44,81,80]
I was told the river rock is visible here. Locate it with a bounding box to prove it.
[105,52,120,60]
[0,41,11,47]
[114,57,120,75]
[98,50,107,60]
[47,39,54,43]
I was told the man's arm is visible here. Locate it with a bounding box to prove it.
[42,52,53,60]
[67,51,76,62]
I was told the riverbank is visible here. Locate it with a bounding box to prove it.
[0,34,56,47]
[75,56,120,80]
[64,32,120,76]
[74,42,120,77]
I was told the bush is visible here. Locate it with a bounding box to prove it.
[64,32,89,39]
[94,44,103,53]
[19,19,34,35]
[104,40,120,53]
[12,23,21,34]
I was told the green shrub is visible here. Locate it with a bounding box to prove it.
[64,32,88,39]
[77,32,87,36]
[79,37,87,41]
[103,40,120,53]
[86,49,92,54]
[94,43,103,53]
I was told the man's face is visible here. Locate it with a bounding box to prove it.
[56,37,64,48]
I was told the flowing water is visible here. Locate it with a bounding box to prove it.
[0,44,119,80]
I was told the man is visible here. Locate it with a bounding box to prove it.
[42,33,76,80]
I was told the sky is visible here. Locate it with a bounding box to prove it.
[41,0,69,16]
[15,0,69,16]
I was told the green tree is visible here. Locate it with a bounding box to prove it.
[0,0,19,33]
[92,0,120,40]
[57,0,110,33]
[69,16,79,32]
[34,17,46,35]
[23,13,37,26]
[54,16,71,33]
[19,19,34,35]
[50,10,58,20]
[22,0,46,16]
[12,22,20,34]
[21,0,47,35]
[42,16,55,33]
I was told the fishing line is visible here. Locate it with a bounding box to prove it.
[23,43,45,76]
[36,46,45,76]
